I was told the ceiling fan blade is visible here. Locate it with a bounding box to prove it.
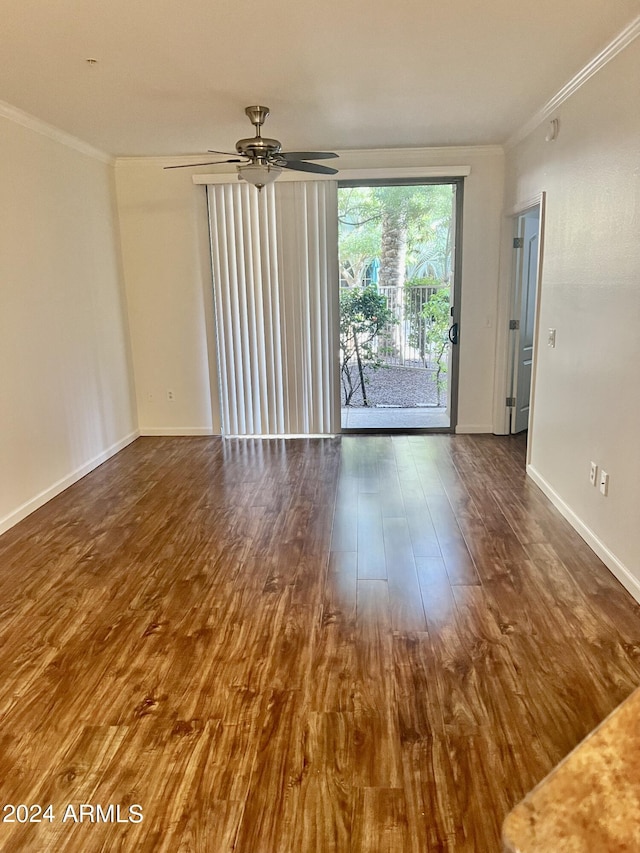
[280,160,339,175]
[163,159,241,170]
[207,149,247,158]
[280,151,338,160]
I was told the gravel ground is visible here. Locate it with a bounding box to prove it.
[342,362,448,408]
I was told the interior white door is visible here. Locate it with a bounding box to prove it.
[511,209,539,433]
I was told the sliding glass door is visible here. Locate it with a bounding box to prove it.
[338,179,463,432]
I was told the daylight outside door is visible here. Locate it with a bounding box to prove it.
[338,180,462,431]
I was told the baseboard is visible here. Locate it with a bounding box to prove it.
[527,464,640,605]
[455,424,493,434]
[223,433,338,439]
[140,427,216,436]
[0,429,140,537]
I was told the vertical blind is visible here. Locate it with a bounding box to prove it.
[207,181,340,436]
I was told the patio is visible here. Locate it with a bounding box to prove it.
[340,361,450,430]
[341,405,449,430]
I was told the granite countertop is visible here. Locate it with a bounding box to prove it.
[502,686,640,852]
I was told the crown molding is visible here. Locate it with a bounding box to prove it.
[0,99,114,164]
[117,144,504,167]
[118,144,503,176]
[327,145,504,161]
[192,165,473,186]
[506,14,640,149]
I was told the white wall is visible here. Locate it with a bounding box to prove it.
[115,161,220,435]
[115,146,505,435]
[0,110,138,534]
[503,38,640,595]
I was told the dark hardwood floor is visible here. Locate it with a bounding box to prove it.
[0,434,639,851]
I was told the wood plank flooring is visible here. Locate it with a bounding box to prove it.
[0,434,639,851]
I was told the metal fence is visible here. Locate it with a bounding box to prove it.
[376,284,444,367]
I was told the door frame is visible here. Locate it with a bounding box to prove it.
[337,176,464,434]
[500,192,546,463]
[509,206,539,434]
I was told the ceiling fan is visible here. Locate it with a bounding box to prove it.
[165,105,339,190]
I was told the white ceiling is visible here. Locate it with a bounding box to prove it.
[1,0,639,157]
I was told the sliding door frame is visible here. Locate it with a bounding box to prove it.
[338,176,464,434]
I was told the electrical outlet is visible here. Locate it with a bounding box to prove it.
[167,389,175,402]
[599,470,609,496]
[589,462,597,486]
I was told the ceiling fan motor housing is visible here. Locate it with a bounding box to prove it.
[235,136,282,160]
[237,105,282,162]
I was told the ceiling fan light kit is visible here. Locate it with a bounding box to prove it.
[165,105,338,189]
[237,162,282,189]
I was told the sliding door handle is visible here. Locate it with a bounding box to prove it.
[448,322,459,345]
